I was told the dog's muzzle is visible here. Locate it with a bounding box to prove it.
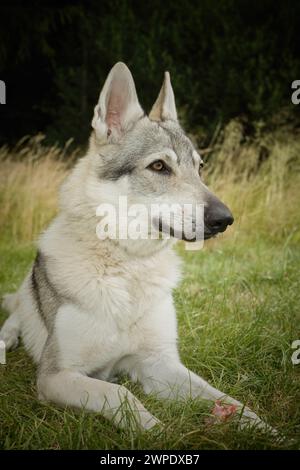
[152,196,234,242]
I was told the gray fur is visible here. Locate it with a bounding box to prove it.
[31,252,63,332]
[99,120,197,182]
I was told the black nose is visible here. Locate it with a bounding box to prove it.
[205,198,234,234]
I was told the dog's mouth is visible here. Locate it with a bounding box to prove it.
[152,218,221,242]
[203,230,219,241]
[203,224,229,240]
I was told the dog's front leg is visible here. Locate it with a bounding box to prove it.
[37,369,159,431]
[136,355,273,432]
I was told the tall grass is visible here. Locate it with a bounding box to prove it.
[205,120,300,245]
[0,135,76,243]
[0,123,299,246]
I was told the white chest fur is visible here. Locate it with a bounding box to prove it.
[54,247,181,375]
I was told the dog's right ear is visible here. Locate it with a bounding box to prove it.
[92,62,144,143]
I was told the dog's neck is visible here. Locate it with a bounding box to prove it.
[59,208,174,261]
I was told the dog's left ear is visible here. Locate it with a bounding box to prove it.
[149,71,177,121]
[92,62,144,142]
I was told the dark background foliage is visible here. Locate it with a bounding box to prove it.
[0,0,299,147]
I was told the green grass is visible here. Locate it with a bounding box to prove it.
[1,130,300,449]
[1,236,299,450]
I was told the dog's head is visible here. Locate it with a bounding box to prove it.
[77,63,233,250]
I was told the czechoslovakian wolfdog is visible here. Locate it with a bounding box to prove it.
[1,63,271,432]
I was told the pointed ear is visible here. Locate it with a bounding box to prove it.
[92,62,144,142]
[149,71,177,121]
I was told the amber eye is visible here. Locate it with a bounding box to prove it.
[148,160,170,174]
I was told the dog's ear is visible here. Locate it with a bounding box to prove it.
[149,71,177,121]
[92,62,144,142]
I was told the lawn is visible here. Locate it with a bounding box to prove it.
[0,129,300,449]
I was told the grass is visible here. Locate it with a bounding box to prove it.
[0,129,300,449]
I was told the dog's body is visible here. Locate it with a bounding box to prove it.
[1,63,268,431]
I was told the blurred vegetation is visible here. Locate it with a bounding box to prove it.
[0,0,300,147]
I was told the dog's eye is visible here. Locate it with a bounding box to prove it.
[199,161,204,174]
[148,160,170,174]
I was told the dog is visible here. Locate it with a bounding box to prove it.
[0,62,270,432]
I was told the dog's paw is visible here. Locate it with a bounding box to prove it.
[139,411,161,432]
[207,401,279,437]
[238,407,279,436]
